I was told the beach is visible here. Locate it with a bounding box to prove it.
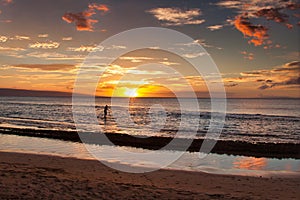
[0,151,299,200]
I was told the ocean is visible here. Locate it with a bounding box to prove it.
[0,96,299,175]
[0,97,299,144]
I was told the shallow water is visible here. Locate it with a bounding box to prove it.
[1,134,299,177]
[0,97,299,144]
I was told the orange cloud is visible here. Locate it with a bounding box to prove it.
[234,15,268,46]
[217,0,300,47]
[88,3,109,12]
[62,3,109,31]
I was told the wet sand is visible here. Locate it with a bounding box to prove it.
[0,152,299,199]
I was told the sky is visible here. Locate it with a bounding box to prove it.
[0,0,299,98]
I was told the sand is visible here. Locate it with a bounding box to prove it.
[0,152,299,199]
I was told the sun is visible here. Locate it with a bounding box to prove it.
[123,88,138,97]
[112,87,140,97]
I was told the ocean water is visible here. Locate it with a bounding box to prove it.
[0,97,299,144]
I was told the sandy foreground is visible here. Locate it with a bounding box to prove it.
[0,152,299,200]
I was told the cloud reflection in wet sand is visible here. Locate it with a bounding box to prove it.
[233,157,267,170]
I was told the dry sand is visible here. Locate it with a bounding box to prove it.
[0,152,299,199]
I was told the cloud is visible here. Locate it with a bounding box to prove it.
[225,61,300,90]
[215,1,241,9]
[67,45,103,52]
[207,24,223,31]
[182,52,207,58]
[147,7,205,26]
[158,61,179,66]
[29,41,60,49]
[272,61,300,72]
[234,15,268,46]
[0,45,25,58]
[241,51,254,60]
[38,34,49,38]
[26,52,84,61]
[253,7,298,29]
[62,3,109,31]
[196,39,223,50]
[62,13,97,32]
[0,35,7,42]
[225,82,238,87]
[107,45,126,50]
[62,37,72,41]
[258,77,300,90]
[119,56,154,63]
[0,46,24,51]
[10,35,31,40]
[13,64,76,71]
[216,0,300,46]
[88,3,109,12]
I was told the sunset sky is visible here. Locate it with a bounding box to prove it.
[0,0,299,98]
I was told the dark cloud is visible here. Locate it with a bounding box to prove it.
[62,3,109,31]
[258,84,270,90]
[272,61,300,72]
[62,12,97,31]
[258,76,300,90]
[240,70,268,76]
[254,7,295,28]
[225,83,238,87]
[286,61,300,67]
[14,64,76,71]
[226,61,300,90]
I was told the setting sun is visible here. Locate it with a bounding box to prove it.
[112,87,139,97]
[124,88,138,97]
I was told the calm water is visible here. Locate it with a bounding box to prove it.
[0,134,299,177]
[0,97,299,144]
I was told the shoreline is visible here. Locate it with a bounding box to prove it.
[0,151,299,199]
[1,127,300,159]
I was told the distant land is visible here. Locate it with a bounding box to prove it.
[0,88,73,97]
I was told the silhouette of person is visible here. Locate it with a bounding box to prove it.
[104,105,108,120]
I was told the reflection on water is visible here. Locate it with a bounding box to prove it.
[233,157,267,170]
[1,97,300,144]
[0,134,299,177]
